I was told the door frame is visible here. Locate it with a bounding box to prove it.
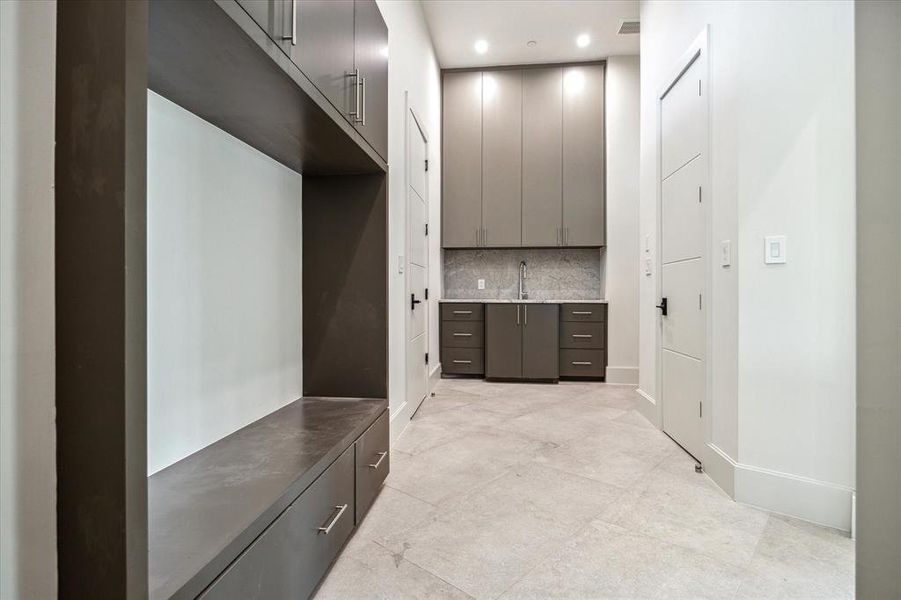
[403,92,431,421]
[655,27,713,466]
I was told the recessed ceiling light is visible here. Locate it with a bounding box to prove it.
[527,40,537,47]
[474,39,488,54]
[576,33,591,48]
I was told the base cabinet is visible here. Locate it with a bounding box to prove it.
[485,304,559,380]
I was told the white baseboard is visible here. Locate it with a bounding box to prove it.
[704,443,736,498]
[734,462,854,532]
[429,363,441,393]
[635,388,660,428]
[605,366,639,385]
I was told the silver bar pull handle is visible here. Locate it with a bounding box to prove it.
[348,68,361,120]
[318,504,348,535]
[572,334,592,338]
[453,333,473,337]
[282,0,297,45]
[368,451,388,469]
[572,311,593,315]
[453,359,472,364]
[524,305,528,325]
[516,305,520,325]
[572,361,592,366]
[360,76,366,125]
[452,310,472,315]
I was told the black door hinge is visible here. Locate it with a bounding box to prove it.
[425,223,429,236]
[425,352,429,364]
[425,288,429,300]
[425,159,429,171]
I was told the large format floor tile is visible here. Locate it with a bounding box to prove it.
[316,379,854,600]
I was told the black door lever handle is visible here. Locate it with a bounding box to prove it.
[656,297,668,316]
[411,293,422,310]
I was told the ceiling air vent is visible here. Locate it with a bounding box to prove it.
[618,20,640,35]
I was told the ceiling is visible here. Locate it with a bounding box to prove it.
[420,0,640,69]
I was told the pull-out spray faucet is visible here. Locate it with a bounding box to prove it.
[519,261,528,300]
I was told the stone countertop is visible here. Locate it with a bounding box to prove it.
[440,298,608,304]
[149,396,387,600]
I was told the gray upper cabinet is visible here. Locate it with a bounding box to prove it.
[562,64,606,247]
[292,1,355,119]
[236,0,285,40]
[481,70,522,248]
[442,63,604,249]
[522,67,563,247]
[352,0,389,160]
[442,71,483,248]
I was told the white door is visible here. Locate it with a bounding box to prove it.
[660,50,707,463]
[406,108,429,414]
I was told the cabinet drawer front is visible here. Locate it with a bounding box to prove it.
[441,303,484,321]
[560,303,606,322]
[441,347,484,375]
[559,322,605,350]
[355,410,389,523]
[559,349,605,377]
[200,446,355,600]
[441,321,484,348]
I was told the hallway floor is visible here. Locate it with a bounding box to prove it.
[315,380,854,599]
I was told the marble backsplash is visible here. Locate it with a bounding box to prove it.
[444,248,602,300]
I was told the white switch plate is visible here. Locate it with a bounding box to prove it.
[398,255,404,274]
[765,235,787,264]
[720,240,732,267]
[644,258,652,276]
[477,278,485,290]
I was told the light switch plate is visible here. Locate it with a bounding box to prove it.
[644,258,652,276]
[398,255,404,274]
[765,235,787,264]
[720,240,732,267]
[477,278,485,290]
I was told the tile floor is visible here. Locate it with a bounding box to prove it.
[315,380,854,600]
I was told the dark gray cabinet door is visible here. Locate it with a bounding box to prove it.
[237,0,284,40]
[290,1,355,119]
[481,70,522,247]
[353,0,389,160]
[522,67,563,247]
[485,304,522,379]
[562,64,605,247]
[355,410,389,523]
[442,71,483,248]
[522,304,559,379]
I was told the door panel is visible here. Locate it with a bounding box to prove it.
[481,70,522,247]
[562,64,605,247]
[661,57,704,180]
[485,304,522,379]
[521,304,559,379]
[410,189,427,268]
[661,258,705,359]
[292,1,355,118]
[662,156,704,264]
[237,0,284,41]
[407,114,429,413]
[353,0,389,159]
[661,350,705,460]
[522,67,563,247]
[442,71,482,248]
[409,264,426,339]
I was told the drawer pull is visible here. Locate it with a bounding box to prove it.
[453,359,472,364]
[368,451,388,470]
[572,311,593,315]
[571,361,593,366]
[453,333,473,337]
[572,334,593,339]
[318,504,348,535]
[453,310,473,315]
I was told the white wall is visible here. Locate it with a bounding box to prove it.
[147,91,303,474]
[0,1,57,597]
[375,0,442,434]
[604,55,641,385]
[639,0,856,530]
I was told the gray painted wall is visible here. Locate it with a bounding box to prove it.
[856,1,900,596]
[0,1,57,597]
[147,91,303,474]
[444,248,602,300]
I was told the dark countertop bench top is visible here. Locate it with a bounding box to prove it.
[149,396,388,600]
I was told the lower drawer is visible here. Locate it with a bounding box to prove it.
[355,410,389,523]
[441,347,484,375]
[200,446,355,600]
[559,349,605,378]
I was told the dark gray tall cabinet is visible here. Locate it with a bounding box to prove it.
[485,304,559,380]
[443,62,605,249]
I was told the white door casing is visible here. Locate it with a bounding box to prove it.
[658,31,709,464]
[406,104,430,416]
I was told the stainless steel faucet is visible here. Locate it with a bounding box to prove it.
[518,261,528,300]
